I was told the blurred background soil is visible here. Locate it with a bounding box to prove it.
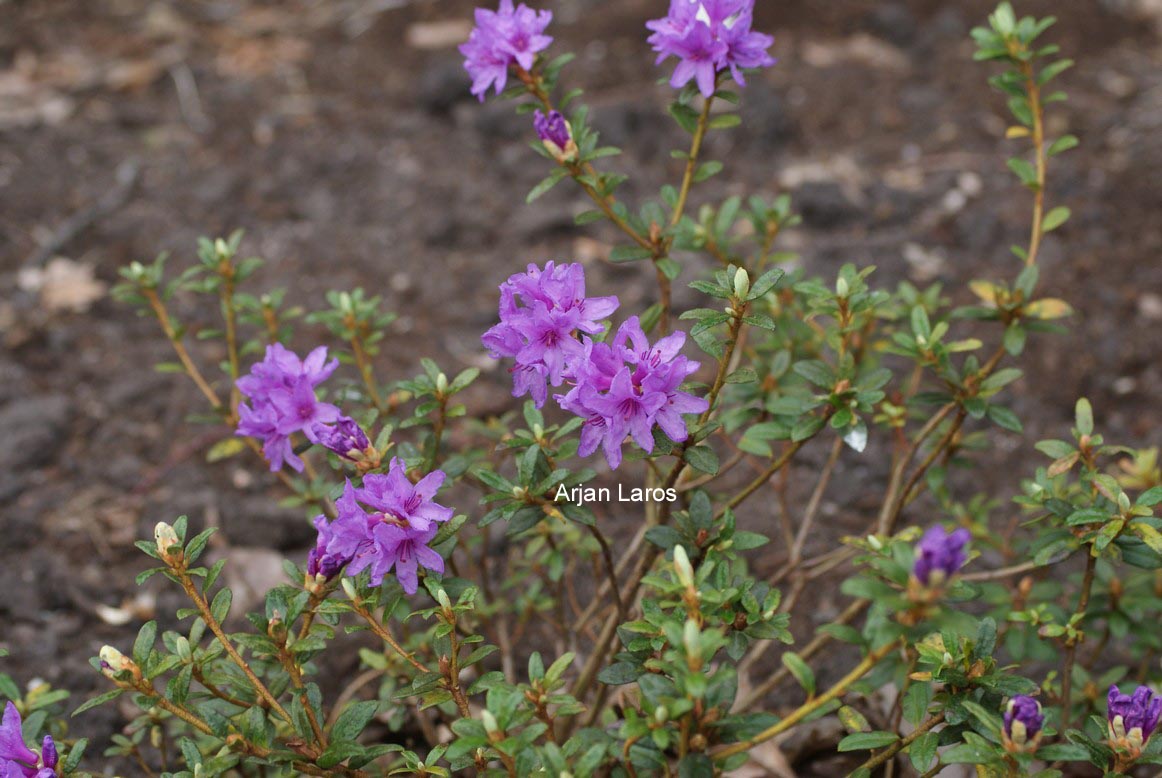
[0,0,1160,774]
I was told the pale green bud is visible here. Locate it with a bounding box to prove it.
[733,267,750,299]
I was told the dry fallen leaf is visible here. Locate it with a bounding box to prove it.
[406,20,473,50]
[18,257,107,313]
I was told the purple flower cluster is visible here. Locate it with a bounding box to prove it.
[646,0,776,97]
[482,262,708,470]
[1002,695,1044,748]
[1108,684,1162,751]
[556,317,708,469]
[459,0,553,100]
[0,703,55,778]
[307,458,453,594]
[236,344,341,472]
[912,526,971,586]
[481,261,619,408]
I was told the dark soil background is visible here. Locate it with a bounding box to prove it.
[1,0,1160,775]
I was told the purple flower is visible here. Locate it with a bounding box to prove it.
[1003,695,1044,748]
[534,110,574,158]
[459,0,553,100]
[912,526,971,586]
[1108,685,1162,751]
[482,261,619,408]
[307,465,455,594]
[236,344,341,472]
[0,702,52,778]
[556,317,707,469]
[312,417,371,462]
[647,0,776,97]
[348,523,445,594]
[357,458,454,532]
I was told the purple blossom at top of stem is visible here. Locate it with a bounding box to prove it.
[556,316,707,470]
[481,261,619,408]
[312,416,371,462]
[306,467,453,594]
[1003,695,1044,747]
[646,0,775,97]
[1108,684,1162,750]
[459,0,553,100]
[357,458,455,532]
[912,525,971,585]
[0,702,54,778]
[235,344,341,472]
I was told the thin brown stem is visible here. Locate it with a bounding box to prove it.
[852,713,946,775]
[713,638,903,760]
[1060,552,1097,731]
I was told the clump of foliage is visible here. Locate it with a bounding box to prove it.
[4,3,1161,777]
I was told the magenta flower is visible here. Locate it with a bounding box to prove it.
[482,261,619,408]
[0,702,54,778]
[556,317,707,469]
[306,466,454,594]
[349,523,444,594]
[459,0,553,100]
[357,458,454,532]
[236,344,341,472]
[912,526,971,585]
[646,0,775,97]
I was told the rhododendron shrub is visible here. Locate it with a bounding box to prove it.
[5,3,1162,777]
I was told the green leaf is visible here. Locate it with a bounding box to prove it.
[1047,135,1079,156]
[781,653,815,696]
[596,662,640,685]
[526,169,567,203]
[837,731,899,752]
[206,437,247,463]
[792,360,834,389]
[1041,206,1070,232]
[684,445,719,475]
[330,700,380,742]
[72,689,123,716]
[987,405,1023,433]
[909,731,939,772]
[708,114,741,130]
[1075,397,1094,435]
[902,683,932,726]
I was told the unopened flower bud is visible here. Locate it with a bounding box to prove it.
[1002,695,1044,752]
[312,417,371,463]
[836,276,850,298]
[340,578,358,600]
[1108,684,1161,755]
[733,267,750,300]
[481,709,500,735]
[673,545,695,588]
[654,705,668,724]
[99,646,135,677]
[42,735,58,769]
[437,588,452,610]
[154,522,180,560]
[683,619,700,661]
[534,110,577,162]
[912,526,970,588]
[436,372,449,395]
